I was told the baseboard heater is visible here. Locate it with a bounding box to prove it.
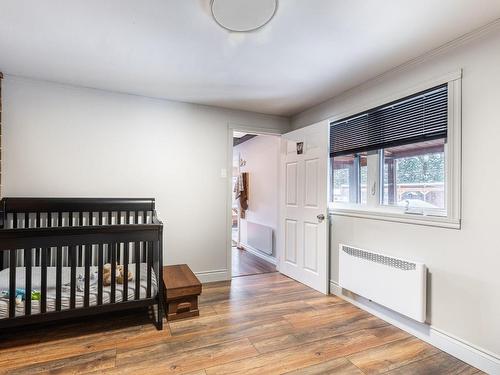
[246,221,273,255]
[339,244,427,322]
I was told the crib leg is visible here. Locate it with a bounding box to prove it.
[155,297,164,331]
[155,308,163,331]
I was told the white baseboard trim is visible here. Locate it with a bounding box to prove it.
[239,243,277,265]
[330,281,500,375]
[195,269,229,283]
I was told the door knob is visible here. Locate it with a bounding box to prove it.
[317,214,325,222]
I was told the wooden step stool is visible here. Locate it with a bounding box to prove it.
[163,264,202,321]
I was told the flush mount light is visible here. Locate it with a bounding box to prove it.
[211,0,278,32]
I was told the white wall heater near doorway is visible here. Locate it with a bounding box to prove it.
[246,221,273,255]
[339,244,427,322]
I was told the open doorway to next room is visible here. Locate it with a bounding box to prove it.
[232,131,278,277]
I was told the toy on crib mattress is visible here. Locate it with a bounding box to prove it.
[102,263,133,286]
[1,289,41,305]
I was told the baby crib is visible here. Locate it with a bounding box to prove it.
[0,197,164,330]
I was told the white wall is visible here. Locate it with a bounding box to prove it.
[233,135,280,257]
[2,76,289,282]
[291,25,500,359]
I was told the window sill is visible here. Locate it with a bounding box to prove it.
[329,206,461,229]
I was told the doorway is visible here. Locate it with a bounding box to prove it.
[230,130,279,277]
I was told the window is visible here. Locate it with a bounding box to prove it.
[329,79,461,228]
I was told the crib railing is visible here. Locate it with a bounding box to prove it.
[1,197,155,228]
[0,198,155,269]
[0,198,164,330]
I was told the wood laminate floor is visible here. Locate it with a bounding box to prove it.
[0,272,483,374]
[232,246,276,277]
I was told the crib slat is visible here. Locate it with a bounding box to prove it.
[117,243,121,267]
[9,251,16,318]
[108,212,111,225]
[69,212,74,227]
[123,243,129,302]
[56,247,62,311]
[99,211,103,225]
[97,244,103,305]
[78,245,83,267]
[70,246,77,309]
[135,211,139,224]
[58,211,63,227]
[41,247,48,313]
[35,248,40,267]
[107,243,111,263]
[110,243,116,304]
[36,212,41,228]
[117,211,121,225]
[127,211,131,224]
[79,211,83,226]
[147,241,152,298]
[84,244,91,308]
[48,246,52,267]
[47,213,52,227]
[135,242,140,300]
[25,248,32,316]
[24,213,29,228]
[142,241,147,263]
[13,213,17,229]
[88,212,93,226]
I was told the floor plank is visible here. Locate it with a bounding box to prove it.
[112,338,258,375]
[0,272,482,375]
[383,351,482,375]
[347,336,441,374]
[6,349,116,375]
[283,357,364,375]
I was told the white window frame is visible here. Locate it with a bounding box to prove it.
[329,70,462,229]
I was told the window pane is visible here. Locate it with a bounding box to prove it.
[331,153,367,204]
[382,139,446,210]
[360,154,368,205]
[332,155,354,203]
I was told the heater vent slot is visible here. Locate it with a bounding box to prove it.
[342,246,416,271]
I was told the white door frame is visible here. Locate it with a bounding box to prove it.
[226,123,283,279]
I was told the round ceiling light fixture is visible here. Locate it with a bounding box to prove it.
[211,0,278,32]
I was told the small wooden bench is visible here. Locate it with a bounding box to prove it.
[163,264,202,321]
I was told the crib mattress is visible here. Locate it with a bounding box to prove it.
[0,263,158,319]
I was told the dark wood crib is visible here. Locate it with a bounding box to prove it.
[0,197,164,330]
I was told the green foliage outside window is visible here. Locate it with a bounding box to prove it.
[396,153,445,184]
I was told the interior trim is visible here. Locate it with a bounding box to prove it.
[329,209,461,229]
[194,269,229,283]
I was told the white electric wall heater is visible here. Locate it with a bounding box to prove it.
[246,221,273,255]
[339,244,427,322]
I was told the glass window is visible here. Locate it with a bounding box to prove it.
[331,152,367,204]
[360,154,368,205]
[382,139,446,211]
[332,154,355,203]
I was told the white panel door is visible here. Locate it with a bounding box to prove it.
[279,121,329,294]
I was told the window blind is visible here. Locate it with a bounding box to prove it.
[330,84,448,157]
